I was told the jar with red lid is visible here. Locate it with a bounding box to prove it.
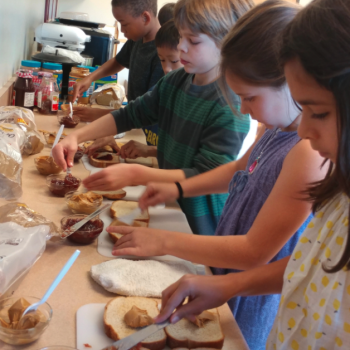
[12,70,35,110]
[37,73,59,115]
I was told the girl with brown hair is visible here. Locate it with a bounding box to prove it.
[153,0,350,348]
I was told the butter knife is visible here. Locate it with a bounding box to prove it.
[100,319,170,350]
[61,203,110,239]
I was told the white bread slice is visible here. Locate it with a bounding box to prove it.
[165,309,224,349]
[126,157,153,167]
[89,152,120,168]
[104,296,166,350]
[110,200,149,223]
[108,219,148,243]
[92,189,126,200]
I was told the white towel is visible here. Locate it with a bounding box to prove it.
[91,259,198,297]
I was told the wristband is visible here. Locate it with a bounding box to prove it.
[175,182,184,199]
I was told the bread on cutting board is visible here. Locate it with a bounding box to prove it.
[92,189,126,200]
[110,200,149,222]
[108,219,148,243]
[165,309,224,349]
[104,296,166,350]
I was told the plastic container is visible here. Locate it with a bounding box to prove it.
[57,111,80,128]
[78,65,96,98]
[46,174,81,197]
[0,296,52,345]
[42,63,63,94]
[34,155,62,175]
[20,60,41,75]
[37,73,60,114]
[68,67,90,104]
[12,70,35,110]
[65,191,103,214]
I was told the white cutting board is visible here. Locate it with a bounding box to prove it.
[76,303,171,350]
[97,205,200,266]
[81,154,147,201]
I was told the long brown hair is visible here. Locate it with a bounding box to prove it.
[174,0,255,47]
[281,0,350,273]
[219,0,300,112]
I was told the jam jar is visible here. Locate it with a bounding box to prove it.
[12,70,35,110]
[37,73,59,115]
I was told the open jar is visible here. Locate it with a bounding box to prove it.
[37,72,59,115]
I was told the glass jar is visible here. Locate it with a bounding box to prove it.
[37,73,60,115]
[12,70,35,110]
[42,63,63,95]
[68,67,90,104]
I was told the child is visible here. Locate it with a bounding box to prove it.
[108,1,326,349]
[53,0,255,236]
[71,0,164,121]
[119,20,183,159]
[152,0,350,349]
[158,2,176,26]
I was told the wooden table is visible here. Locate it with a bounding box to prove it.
[0,112,249,350]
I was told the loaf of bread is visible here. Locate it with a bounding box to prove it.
[104,296,166,350]
[110,200,149,222]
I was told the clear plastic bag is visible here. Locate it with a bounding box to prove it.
[90,83,125,109]
[0,203,59,297]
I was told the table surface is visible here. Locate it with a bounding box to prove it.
[0,112,249,350]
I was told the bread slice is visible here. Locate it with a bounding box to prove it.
[104,296,166,350]
[89,152,120,168]
[126,157,153,167]
[92,189,126,200]
[108,219,148,243]
[110,200,149,223]
[165,309,224,349]
[84,141,116,153]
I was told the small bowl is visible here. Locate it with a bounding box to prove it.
[34,156,62,175]
[57,111,80,129]
[46,174,81,197]
[0,296,52,345]
[61,214,104,244]
[65,191,103,214]
[74,146,85,163]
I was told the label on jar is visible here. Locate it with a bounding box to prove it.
[12,90,16,106]
[37,91,42,108]
[51,94,59,111]
[88,82,95,96]
[24,92,34,107]
[68,76,88,99]
[53,73,63,94]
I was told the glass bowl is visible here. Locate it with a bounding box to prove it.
[61,214,104,244]
[74,146,85,163]
[34,156,62,175]
[46,174,81,197]
[57,111,80,129]
[0,296,52,345]
[65,191,103,215]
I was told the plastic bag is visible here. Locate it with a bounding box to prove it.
[0,203,59,297]
[90,83,125,110]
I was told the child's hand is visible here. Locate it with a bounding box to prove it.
[109,226,165,257]
[52,134,79,170]
[139,182,179,210]
[119,140,152,159]
[73,106,107,122]
[82,163,139,191]
[72,78,92,102]
[85,136,120,156]
[154,274,231,324]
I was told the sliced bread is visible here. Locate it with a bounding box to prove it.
[92,189,126,200]
[89,152,120,168]
[108,219,148,243]
[165,309,224,349]
[110,200,149,222]
[104,296,166,350]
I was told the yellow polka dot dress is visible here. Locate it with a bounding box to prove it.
[266,194,350,350]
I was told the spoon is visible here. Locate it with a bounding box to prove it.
[50,124,65,157]
[21,250,80,317]
[69,102,74,120]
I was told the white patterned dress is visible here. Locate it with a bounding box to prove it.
[266,193,350,350]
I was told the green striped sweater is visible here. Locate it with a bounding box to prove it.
[112,68,249,235]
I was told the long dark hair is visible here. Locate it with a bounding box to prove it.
[281,0,350,273]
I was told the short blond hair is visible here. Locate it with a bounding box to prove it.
[174,0,255,47]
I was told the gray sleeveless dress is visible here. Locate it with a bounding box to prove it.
[211,128,312,350]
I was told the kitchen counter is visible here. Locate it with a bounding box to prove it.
[0,112,249,350]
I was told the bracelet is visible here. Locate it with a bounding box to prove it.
[174,182,184,199]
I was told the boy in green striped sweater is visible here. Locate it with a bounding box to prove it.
[52,0,254,235]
